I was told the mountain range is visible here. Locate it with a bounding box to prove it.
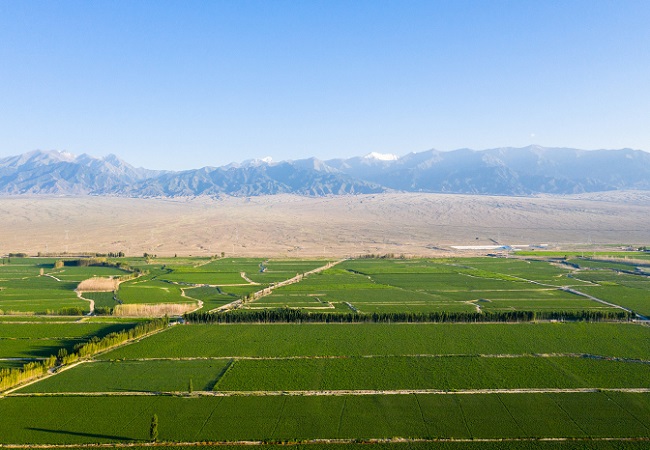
[1,146,650,197]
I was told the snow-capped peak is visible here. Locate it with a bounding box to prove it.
[237,156,274,168]
[63,151,77,160]
[363,152,399,161]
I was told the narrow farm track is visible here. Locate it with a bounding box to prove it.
[239,272,259,285]
[74,290,94,314]
[180,288,203,314]
[1,436,649,449]
[42,273,63,282]
[8,387,650,397]
[91,353,650,364]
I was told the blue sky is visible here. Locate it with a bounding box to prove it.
[1,0,649,170]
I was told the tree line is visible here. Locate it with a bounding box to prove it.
[184,307,632,324]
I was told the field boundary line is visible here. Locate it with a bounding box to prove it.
[9,387,650,398]
[2,436,650,448]
[93,353,650,364]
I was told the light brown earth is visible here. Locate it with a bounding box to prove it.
[1,192,649,257]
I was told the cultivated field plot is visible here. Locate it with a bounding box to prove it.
[21,355,650,394]
[19,359,231,393]
[0,322,139,363]
[98,323,650,360]
[117,280,190,305]
[249,258,630,314]
[2,392,649,444]
[245,259,331,284]
[0,272,84,314]
[47,265,130,281]
[81,291,116,309]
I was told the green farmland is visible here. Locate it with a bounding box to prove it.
[0,322,140,361]
[21,355,649,394]
[3,255,648,318]
[2,255,650,448]
[1,392,649,444]
[245,257,644,315]
[98,322,650,360]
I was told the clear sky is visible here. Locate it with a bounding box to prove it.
[1,0,649,170]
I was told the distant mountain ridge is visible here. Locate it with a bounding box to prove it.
[1,146,649,197]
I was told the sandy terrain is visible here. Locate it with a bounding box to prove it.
[1,192,649,257]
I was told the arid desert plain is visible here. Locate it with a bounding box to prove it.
[2,191,650,257]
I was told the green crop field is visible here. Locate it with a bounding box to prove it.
[243,257,643,314]
[1,392,649,444]
[3,256,650,448]
[48,266,130,281]
[0,316,83,322]
[0,274,85,314]
[81,291,117,309]
[116,280,191,305]
[182,286,241,311]
[19,359,231,393]
[0,322,135,339]
[211,356,650,392]
[160,271,249,285]
[0,322,139,362]
[98,322,650,360]
[19,355,649,394]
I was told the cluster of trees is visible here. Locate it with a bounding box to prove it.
[94,306,113,315]
[185,308,632,324]
[357,253,407,259]
[102,252,125,258]
[0,356,56,391]
[63,258,109,267]
[0,317,169,392]
[58,317,169,365]
[45,307,85,316]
